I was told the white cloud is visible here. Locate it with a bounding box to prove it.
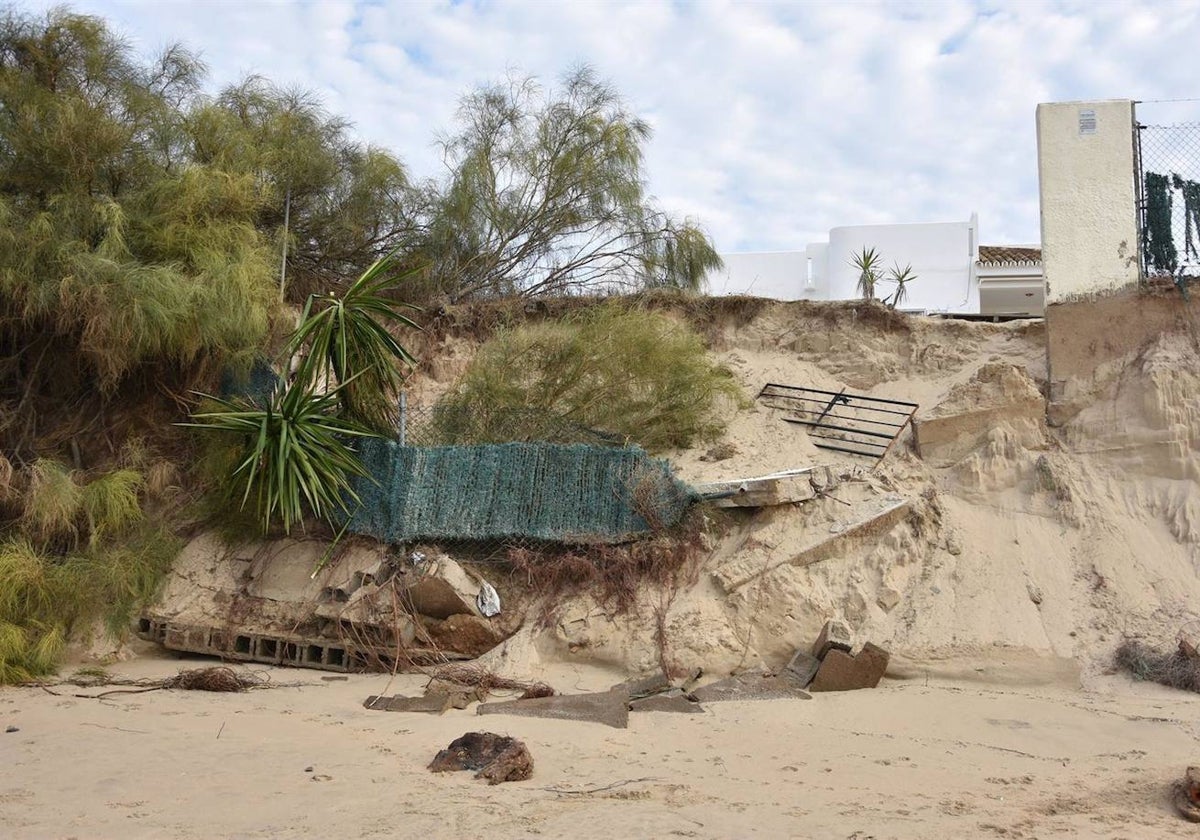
[25,0,1200,251]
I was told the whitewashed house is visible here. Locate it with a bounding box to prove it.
[707,213,1044,317]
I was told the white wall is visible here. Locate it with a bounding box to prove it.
[827,218,979,312]
[1036,99,1139,302]
[708,251,808,300]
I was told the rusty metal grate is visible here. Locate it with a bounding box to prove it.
[756,383,918,460]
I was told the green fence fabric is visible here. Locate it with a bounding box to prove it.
[347,440,696,544]
[219,357,279,407]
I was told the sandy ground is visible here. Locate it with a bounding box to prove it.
[3,652,1199,840]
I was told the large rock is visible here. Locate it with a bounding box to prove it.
[809,642,890,692]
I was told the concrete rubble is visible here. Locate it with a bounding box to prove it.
[478,687,632,729]
[774,619,893,693]
[138,536,511,673]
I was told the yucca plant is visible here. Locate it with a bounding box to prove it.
[851,246,882,301]
[287,252,421,434]
[884,262,917,310]
[184,377,379,534]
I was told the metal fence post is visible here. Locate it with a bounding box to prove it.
[399,391,407,446]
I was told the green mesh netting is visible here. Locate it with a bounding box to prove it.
[346,440,696,544]
[219,357,279,407]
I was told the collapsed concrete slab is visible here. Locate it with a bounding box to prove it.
[712,494,911,593]
[694,467,836,509]
[628,688,704,714]
[690,669,811,703]
[477,687,631,729]
[363,693,455,714]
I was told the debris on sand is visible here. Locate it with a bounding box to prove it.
[1114,638,1200,693]
[425,662,555,699]
[478,687,631,729]
[1173,766,1200,823]
[429,732,533,784]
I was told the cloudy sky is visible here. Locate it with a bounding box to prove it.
[27,0,1200,253]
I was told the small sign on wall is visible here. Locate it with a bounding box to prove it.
[1079,109,1097,135]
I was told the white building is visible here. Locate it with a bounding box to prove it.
[708,214,1044,317]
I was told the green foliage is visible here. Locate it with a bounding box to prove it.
[0,524,179,683]
[432,304,744,452]
[18,460,144,551]
[884,262,917,310]
[850,247,918,309]
[190,75,415,301]
[0,8,279,388]
[851,246,882,301]
[415,67,722,299]
[288,253,420,433]
[81,468,144,546]
[184,379,379,534]
[20,460,83,547]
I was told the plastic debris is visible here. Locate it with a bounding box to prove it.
[476,581,501,617]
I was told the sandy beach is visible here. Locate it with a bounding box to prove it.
[3,649,1198,840]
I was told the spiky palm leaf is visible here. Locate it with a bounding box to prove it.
[184,378,380,533]
[884,262,917,310]
[851,246,882,301]
[287,252,421,434]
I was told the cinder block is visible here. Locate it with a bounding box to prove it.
[783,650,821,687]
[811,619,853,660]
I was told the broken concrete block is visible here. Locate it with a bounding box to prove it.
[811,619,853,660]
[783,650,821,688]
[877,587,902,613]
[809,642,890,692]
[614,671,672,700]
[420,613,504,658]
[429,732,533,785]
[691,669,811,703]
[398,555,483,619]
[477,688,630,729]
[629,688,704,714]
[362,693,454,714]
[425,679,486,709]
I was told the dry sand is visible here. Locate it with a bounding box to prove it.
[5,297,1200,838]
[3,651,1199,839]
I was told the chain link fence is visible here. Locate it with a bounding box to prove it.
[1137,116,1200,279]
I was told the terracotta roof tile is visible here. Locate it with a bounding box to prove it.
[978,245,1042,264]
